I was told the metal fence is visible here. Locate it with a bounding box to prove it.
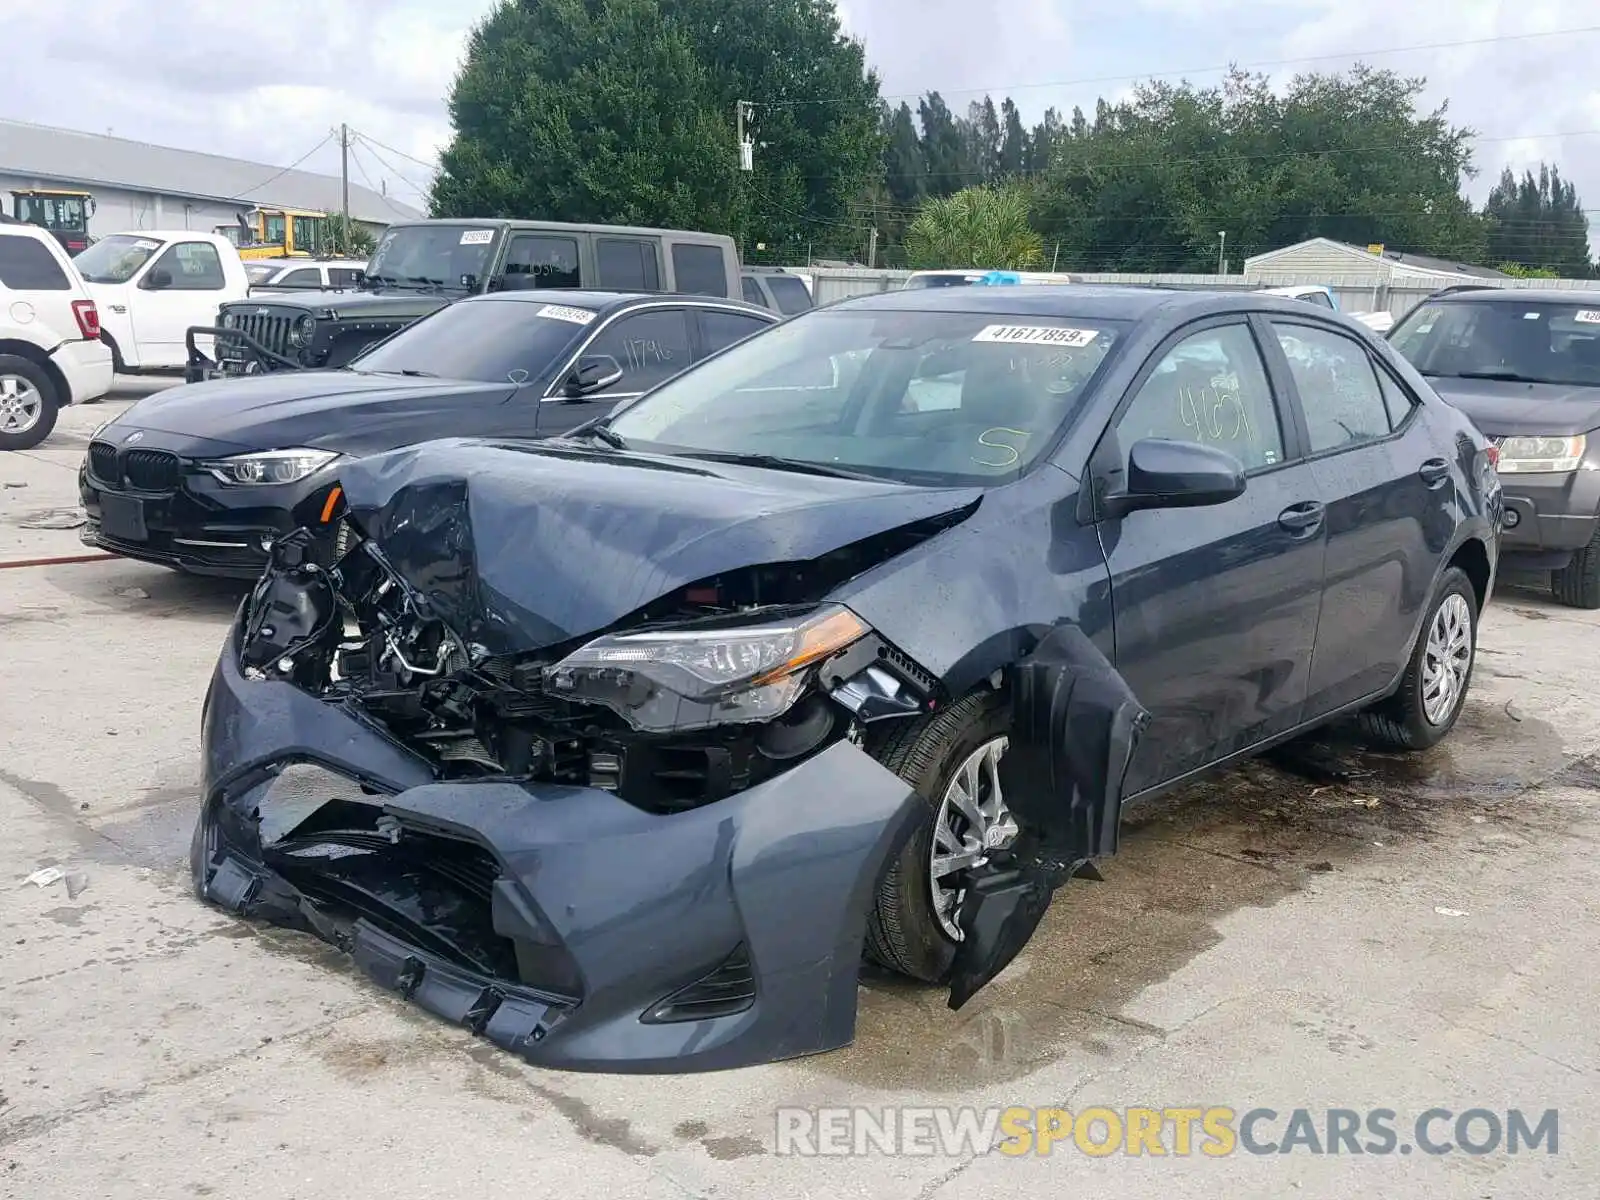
[798,267,1600,320]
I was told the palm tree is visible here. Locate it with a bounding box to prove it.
[904,185,1044,270]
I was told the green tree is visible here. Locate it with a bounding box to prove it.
[904,184,1043,269]
[431,0,883,252]
[918,92,971,198]
[999,99,1027,176]
[883,102,926,209]
[1484,164,1593,277]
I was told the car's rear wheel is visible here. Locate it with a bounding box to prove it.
[0,355,59,451]
[864,690,1019,982]
[1357,566,1478,751]
[1551,524,1600,609]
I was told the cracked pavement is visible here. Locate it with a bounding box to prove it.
[2,394,1598,1198]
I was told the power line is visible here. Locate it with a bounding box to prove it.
[759,23,1600,108]
[350,128,440,174]
[228,133,335,201]
[350,133,432,202]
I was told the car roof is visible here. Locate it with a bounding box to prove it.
[1420,287,1600,306]
[833,284,1286,322]
[457,289,775,317]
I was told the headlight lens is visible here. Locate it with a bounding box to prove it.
[287,314,315,346]
[201,448,341,485]
[1496,434,1586,473]
[545,604,869,732]
[221,312,238,329]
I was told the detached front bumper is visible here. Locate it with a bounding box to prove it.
[192,623,925,1073]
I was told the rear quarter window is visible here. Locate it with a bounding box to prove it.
[0,234,71,290]
[767,275,813,314]
[671,243,731,297]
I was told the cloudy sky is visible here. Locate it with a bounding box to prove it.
[5,0,1599,220]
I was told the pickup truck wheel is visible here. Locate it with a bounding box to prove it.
[1357,566,1477,751]
[1551,525,1600,609]
[0,355,59,451]
[864,690,1017,982]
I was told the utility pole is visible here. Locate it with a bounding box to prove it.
[736,102,755,171]
[1216,230,1227,276]
[340,123,351,255]
[867,226,878,269]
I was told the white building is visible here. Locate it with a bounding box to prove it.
[0,118,423,241]
[1243,237,1510,288]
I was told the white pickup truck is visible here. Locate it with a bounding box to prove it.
[72,231,249,372]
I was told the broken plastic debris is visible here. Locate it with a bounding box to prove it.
[116,587,150,600]
[1434,906,1469,918]
[1353,795,1381,809]
[24,868,64,888]
[64,872,89,900]
[1504,700,1523,723]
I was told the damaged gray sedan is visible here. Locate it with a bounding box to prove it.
[193,286,1501,1072]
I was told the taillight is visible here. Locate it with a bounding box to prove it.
[71,299,100,340]
[1484,443,1500,470]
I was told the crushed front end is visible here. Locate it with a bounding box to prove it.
[194,526,946,1072]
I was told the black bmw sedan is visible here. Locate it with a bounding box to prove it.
[78,290,777,576]
[192,285,1501,1074]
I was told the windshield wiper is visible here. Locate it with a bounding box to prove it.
[678,450,886,481]
[572,425,627,450]
[1427,369,1545,383]
[397,368,436,377]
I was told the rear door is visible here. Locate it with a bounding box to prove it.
[594,237,662,291]
[1095,317,1327,795]
[130,240,229,367]
[536,305,693,436]
[1263,318,1451,716]
[693,307,775,359]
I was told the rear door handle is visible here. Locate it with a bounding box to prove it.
[1278,501,1325,536]
[1419,458,1451,488]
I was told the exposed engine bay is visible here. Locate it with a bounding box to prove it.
[239,522,951,814]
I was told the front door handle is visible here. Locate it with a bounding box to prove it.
[1278,501,1326,536]
[1419,458,1451,488]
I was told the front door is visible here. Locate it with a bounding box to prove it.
[1096,319,1328,796]
[1263,319,1454,715]
[534,307,694,437]
[131,241,229,367]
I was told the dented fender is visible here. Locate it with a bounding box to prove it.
[947,623,1149,1008]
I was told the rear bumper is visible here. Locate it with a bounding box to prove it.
[191,623,924,1073]
[49,337,114,405]
[1497,468,1600,567]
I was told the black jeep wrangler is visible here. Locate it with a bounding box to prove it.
[185,218,740,381]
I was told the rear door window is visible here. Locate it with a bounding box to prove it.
[583,308,691,393]
[698,309,772,356]
[671,243,730,296]
[1270,322,1393,453]
[596,239,661,291]
[741,277,768,307]
[0,233,70,290]
[767,275,813,315]
[502,234,580,288]
[279,267,321,288]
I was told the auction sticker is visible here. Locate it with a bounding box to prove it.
[458,229,495,245]
[974,324,1099,347]
[1576,310,1600,324]
[133,239,161,250]
[536,304,596,325]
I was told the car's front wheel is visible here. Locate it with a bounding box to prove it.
[1551,524,1600,609]
[865,690,1019,982]
[1357,566,1478,751]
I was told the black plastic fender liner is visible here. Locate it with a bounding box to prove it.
[946,623,1149,1010]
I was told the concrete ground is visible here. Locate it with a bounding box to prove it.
[2,392,1597,1198]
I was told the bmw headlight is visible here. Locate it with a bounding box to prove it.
[201,448,341,486]
[1495,434,1586,474]
[545,605,869,732]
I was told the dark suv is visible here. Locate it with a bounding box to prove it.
[1389,288,1600,607]
[184,219,741,382]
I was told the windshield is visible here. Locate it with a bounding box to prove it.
[350,297,589,383]
[605,308,1125,485]
[73,234,164,283]
[1390,300,1600,387]
[365,224,497,292]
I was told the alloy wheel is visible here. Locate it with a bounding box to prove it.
[929,735,1019,940]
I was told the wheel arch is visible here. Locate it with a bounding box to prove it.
[0,340,67,406]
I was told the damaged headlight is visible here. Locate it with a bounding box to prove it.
[545,605,869,733]
[201,448,341,485]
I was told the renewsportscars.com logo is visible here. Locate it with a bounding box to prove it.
[773,1106,1560,1158]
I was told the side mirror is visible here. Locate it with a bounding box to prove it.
[142,267,173,291]
[564,354,624,399]
[1102,438,1246,518]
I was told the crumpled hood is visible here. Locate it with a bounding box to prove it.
[336,438,984,654]
[113,372,514,454]
[1429,377,1600,437]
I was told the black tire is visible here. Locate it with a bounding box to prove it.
[102,332,126,375]
[864,689,1009,982]
[1551,524,1600,609]
[0,354,60,451]
[1356,566,1478,751]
